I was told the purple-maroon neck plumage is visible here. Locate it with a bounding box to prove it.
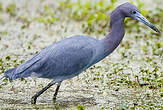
[100,6,125,57]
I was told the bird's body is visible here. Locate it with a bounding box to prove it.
[0,2,160,104]
[5,36,102,81]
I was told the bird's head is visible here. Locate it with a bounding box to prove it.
[119,2,160,33]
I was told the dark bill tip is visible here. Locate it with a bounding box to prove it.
[149,24,160,34]
[133,12,161,34]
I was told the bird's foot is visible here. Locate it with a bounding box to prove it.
[31,96,37,104]
[52,96,57,103]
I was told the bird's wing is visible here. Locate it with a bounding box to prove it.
[32,36,97,79]
[14,36,98,80]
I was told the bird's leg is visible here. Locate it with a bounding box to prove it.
[31,81,55,104]
[53,81,62,103]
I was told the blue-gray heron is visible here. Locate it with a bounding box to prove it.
[0,2,160,104]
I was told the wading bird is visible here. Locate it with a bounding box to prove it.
[0,2,160,104]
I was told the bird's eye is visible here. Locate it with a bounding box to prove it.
[132,11,136,14]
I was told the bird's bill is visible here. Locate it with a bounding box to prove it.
[133,12,160,33]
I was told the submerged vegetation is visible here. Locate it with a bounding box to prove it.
[0,0,162,109]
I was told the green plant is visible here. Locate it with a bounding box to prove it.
[0,2,3,12]
[77,105,85,110]
[6,3,16,16]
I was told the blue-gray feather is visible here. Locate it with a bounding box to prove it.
[5,35,103,82]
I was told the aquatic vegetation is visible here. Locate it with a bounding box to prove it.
[59,0,115,34]
[6,3,16,16]
[77,105,85,110]
[0,2,3,12]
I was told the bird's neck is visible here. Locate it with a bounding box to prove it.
[101,12,125,57]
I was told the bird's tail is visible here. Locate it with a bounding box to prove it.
[0,68,19,85]
[4,68,17,81]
